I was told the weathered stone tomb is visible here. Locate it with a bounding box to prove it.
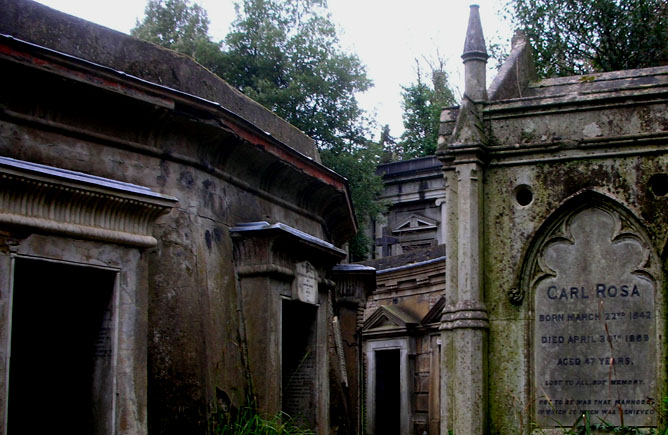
[0,0,366,433]
[435,5,668,434]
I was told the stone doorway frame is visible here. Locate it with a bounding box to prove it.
[231,221,347,433]
[0,157,176,434]
[364,337,414,435]
[4,252,122,433]
[0,235,151,434]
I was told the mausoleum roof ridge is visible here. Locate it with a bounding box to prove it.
[359,245,446,271]
[375,256,446,275]
[0,0,320,162]
[524,65,668,99]
[0,30,358,240]
[376,156,442,177]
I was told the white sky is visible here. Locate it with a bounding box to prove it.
[34,0,512,140]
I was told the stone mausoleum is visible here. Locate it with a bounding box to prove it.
[0,1,666,434]
[358,5,667,435]
[0,0,367,433]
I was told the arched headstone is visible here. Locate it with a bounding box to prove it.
[532,206,658,427]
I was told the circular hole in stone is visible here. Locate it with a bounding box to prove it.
[514,185,533,206]
[649,173,668,197]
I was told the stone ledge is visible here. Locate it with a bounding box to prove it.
[0,156,177,247]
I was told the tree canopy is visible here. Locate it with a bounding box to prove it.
[507,0,668,77]
[219,0,373,152]
[132,0,383,260]
[396,59,456,160]
[131,0,224,73]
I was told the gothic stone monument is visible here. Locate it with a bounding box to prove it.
[438,6,667,434]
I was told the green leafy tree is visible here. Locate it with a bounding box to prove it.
[321,144,385,261]
[398,59,456,159]
[131,0,224,74]
[507,0,668,77]
[220,0,373,151]
[378,124,399,163]
[132,0,210,55]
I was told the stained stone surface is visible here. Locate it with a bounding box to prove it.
[294,261,318,305]
[534,207,656,427]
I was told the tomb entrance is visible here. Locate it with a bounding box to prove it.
[374,348,401,434]
[282,300,317,426]
[8,258,116,433]
[0,157,176,433]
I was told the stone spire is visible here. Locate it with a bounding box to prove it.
[462,5,488,100]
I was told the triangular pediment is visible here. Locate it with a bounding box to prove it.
[373,315,395,329]
[362,305,419,333]
[422,296,445,325]
[392,214,438,234]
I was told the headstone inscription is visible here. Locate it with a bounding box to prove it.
[293,261,318,305]
[533,207,657,427]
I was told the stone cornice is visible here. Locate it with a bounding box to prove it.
[0,157,177,247]
[230,221,347,280]
[484,85,668,120]
[486,132,668,168]
[230,221,346,258]
[437,142,491,168]
[331,264,376,305]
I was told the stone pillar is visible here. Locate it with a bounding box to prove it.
[233,262,285,415]
[438,5,490,434]
[331,264,376,434]
[440,161,488,435]
[435,197,446,245]
[230,222,346,433]
[374,216,385,258]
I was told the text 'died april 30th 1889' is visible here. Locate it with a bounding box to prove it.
[533,208,656,427]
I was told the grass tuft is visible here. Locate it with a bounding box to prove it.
[211,401,314,435]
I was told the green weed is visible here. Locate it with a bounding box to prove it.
[211,401,314,435]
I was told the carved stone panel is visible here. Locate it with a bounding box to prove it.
[533,207,657,427]
[293,261,318,305]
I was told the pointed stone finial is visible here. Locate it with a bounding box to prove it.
[462,5,488,100]
[462,5,488,62]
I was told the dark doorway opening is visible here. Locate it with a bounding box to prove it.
[282,300,317,428]
[375,349,400,435]
[8,258,116,434]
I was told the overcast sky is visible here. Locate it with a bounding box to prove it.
[34,0,512,140]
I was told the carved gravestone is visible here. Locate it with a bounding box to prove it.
[533,207,657,427]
